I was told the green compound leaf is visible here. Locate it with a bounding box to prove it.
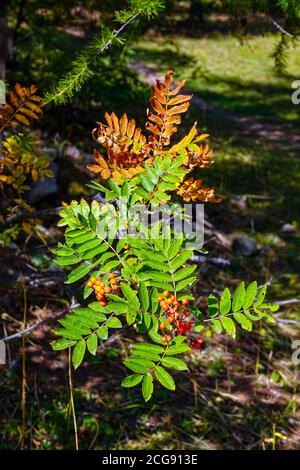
[161,357,188,371]
[51,338,76,351]
[243,281,257,309]
[121,283,140,307]
[221,317,236,338]
[154,366,175,390]
[107,317,122,329]
[65,264,92,284]
[124,358,156,374]
[142,373,154,402]
[133,343,165,354]
[208,294,219,317]
[72,339,86,369]
[233,313,252,331]
[122,374,143,388]
[210,319,223,334]
[165,343,190,355]
[220,287,231,315]
[97,325,108,340]
[139,281,150,311]
[232,282,245,312]
[87,333,98,355]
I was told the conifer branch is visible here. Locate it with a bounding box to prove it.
[44,1,165,106]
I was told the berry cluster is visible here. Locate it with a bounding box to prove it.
[87,273,119,306]
[157,291,189,340]
[190,338,203,349]
[157,291,203,349]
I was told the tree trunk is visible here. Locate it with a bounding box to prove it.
[0,1,10,78]
[189,0,205,24]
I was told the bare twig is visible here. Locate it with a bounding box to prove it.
[270,17,293,38]
[275,299,300,306]
[190,255,230,266]
[0,193,107,230]
[274,316,300,327]
[1,303,80,342]
[0,206,62,229]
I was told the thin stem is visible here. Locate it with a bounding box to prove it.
[68,348,79,451]
[20,279,27,449]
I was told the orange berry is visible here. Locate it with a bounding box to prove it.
[160,323,166,330]
[87,281,93,288]
[104,286,112,294]
[157,296,163,302]
[182,299,189,306]
[163,290,169,297]
[100,301,107,307]
[166,335,172,342]
[160,300,166,307]
[112,285,120,291]
[163,305,169,311]
[173,300,180,307]
[108,273,115,279]
[110,278,117,285]
[161,337,167,343]
[168,316,174,324]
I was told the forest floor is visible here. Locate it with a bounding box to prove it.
[1,17,300,450]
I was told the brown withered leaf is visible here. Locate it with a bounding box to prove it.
[146,69,192,150]
[0,84,43,131]
[89,70,220,200]
[176,177,221,203]
[87,150,111,180]
[186,143,214,170]
[87,148,144,183]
